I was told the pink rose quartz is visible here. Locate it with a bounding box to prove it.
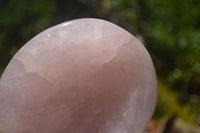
[0,18,157,133]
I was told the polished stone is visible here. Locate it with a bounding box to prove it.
[0,18,157,133]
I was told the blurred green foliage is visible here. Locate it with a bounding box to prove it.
[0,0,200,125]
[155,79,198,123]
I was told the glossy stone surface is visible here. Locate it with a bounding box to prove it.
[0,18,157,133]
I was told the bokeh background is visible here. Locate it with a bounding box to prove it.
[0,0,200,133]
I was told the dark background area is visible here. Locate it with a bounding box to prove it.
[0,0,200,132]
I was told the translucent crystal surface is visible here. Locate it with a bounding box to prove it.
[0,18,157,133]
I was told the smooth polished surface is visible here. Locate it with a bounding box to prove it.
[0,18,157,133]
